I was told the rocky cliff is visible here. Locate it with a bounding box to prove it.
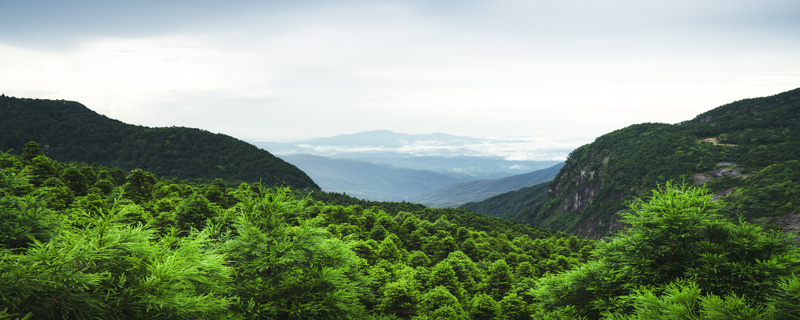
[507,88,800,239]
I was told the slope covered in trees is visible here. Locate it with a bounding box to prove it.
[461,181,551,221]
[533,183,800,319]
[412,163,564,208]
[4,150,800,319]
[468,88,800,238]
[278,154,462,201]
[0,150,594,319]
[0,96,318,189]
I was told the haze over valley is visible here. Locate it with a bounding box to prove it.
[251,130,567,205]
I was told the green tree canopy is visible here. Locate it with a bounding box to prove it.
[533,182,800,319]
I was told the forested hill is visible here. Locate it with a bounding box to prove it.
[414,162,564,208]
[468,87,800,239]
[0,150,596,319]
[4,144,800,319]
[0,95,318,189]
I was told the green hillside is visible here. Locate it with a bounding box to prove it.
[279,154,462,201]
[0,150,595,319]
[3,91,800,319]
[461,181,551,220]
[0,95,318,189]
[469,88,800,238]
[415,163,564,208]
[3,150,800,319]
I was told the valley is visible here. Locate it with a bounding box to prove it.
[2,88,800,319]
[4,0,799,318]
[256,130,566,206]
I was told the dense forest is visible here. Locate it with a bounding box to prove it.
[0,96,318,189]
[466,88,800,239]
[0,146,594,319]
[3,143,800,319]
[3,88,800,319]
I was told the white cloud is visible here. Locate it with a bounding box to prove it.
[1,36,278,126]
[2,0,800,144]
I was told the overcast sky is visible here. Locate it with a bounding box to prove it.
[2,0,799,144]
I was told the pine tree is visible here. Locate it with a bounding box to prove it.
[224,188,371,319]
[487,259,514,300]
[0,206,233,319]
[533,182,800,319]
[469,293,501,320]
[123,169,156,203]
[20,141,43,163]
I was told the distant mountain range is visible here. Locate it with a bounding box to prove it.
[252,129,580,165]
[282,153,564,205]
[278,154,462,202]
[412,163,565,208]
[252,130,564,180]
[259,130,566,204]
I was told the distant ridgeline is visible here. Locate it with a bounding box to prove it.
[0,96,318,189]
[465,88,800,239]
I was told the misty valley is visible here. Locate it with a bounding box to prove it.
[2,88,800,319]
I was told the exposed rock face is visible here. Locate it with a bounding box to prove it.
[778,213,800,234]
[574,213,626,240]
[712,187,738,201]
[694,163,743,185]
[548,150,626,239]
[554,157,746,239]
[551,152,607,213]
[710,166,742,179]
[778,213,800,246]
[558,169,600,214]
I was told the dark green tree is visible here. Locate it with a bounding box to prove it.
[20,141,43,163]
[123,169,156,203]
[61,166,89,196]
[376,278,421,318]
[487,259,515,300]
[468,293,501,320]
[417,286,468,320]
[27,155,58,186]
[224,188,371,319]
[499,292,530,320]
[377,236,403,263]
[174,193,215,232]
[426,261,465,300]
[0,195,62,250]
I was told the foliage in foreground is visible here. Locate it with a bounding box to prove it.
[532,182,800,319]
[3,146,800,319]
[0,148,592,319]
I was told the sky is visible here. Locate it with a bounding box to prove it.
[2,0,800,148]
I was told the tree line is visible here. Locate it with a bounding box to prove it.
[1,145,592,319]
[3,143,800,319]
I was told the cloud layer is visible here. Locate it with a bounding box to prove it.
[2,0,799,143]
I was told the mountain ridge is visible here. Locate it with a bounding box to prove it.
[278,153,462,201]
[413,162,565,208]
[468,87,800,239]
[0,95,319,189]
